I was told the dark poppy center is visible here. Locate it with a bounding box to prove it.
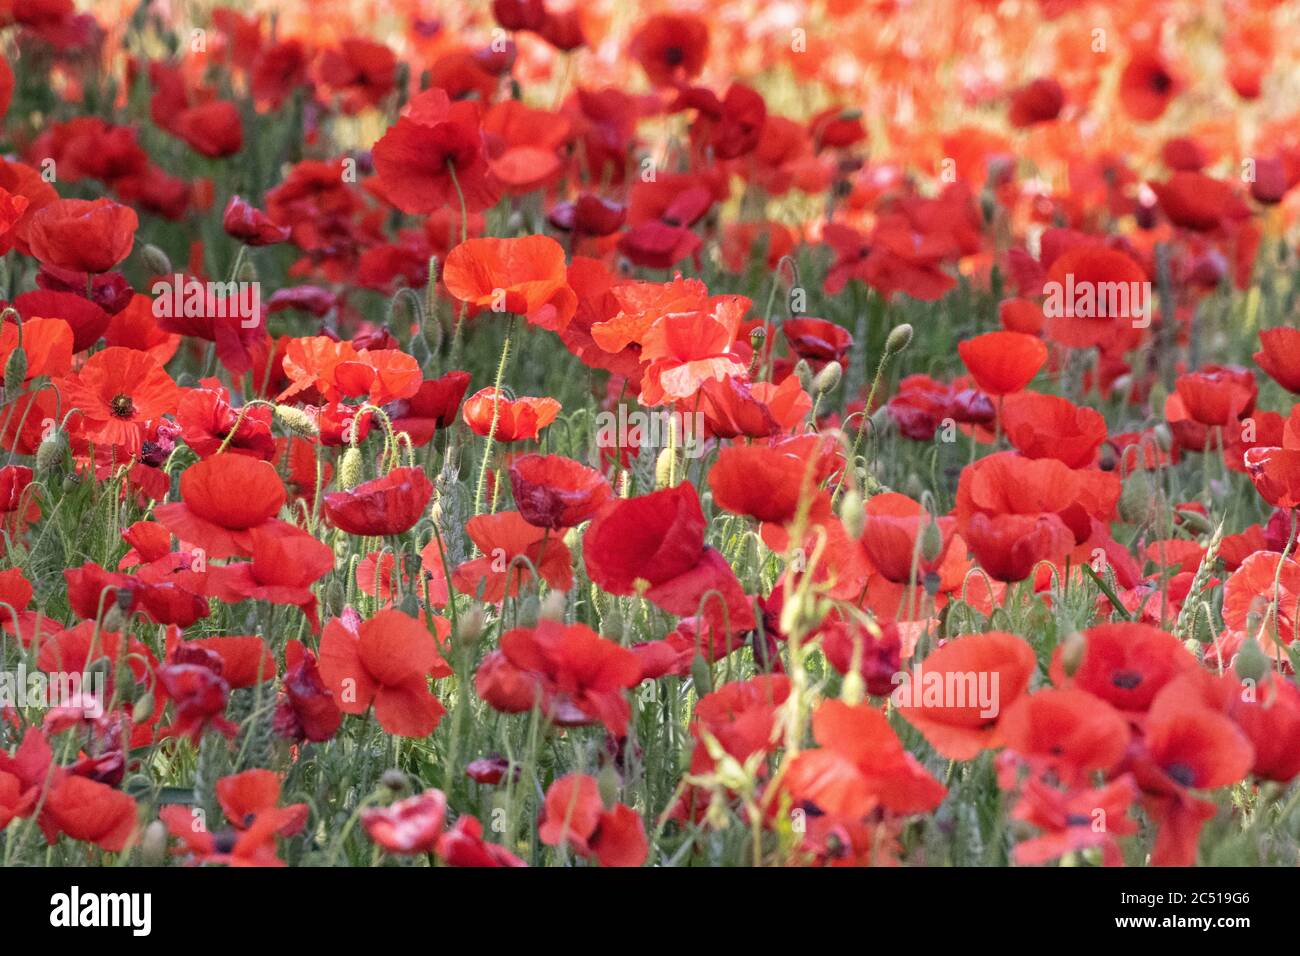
[1150,71,1172,94]
[1165,762,1197,787]
[110,394,136,419]
[1111,669,1143,690]
[1065,813,1091,827]
[213,829,238,853]
[663,46,685,66]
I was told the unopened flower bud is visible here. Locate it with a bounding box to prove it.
[141,244,172,275]
[140,820,169,866]
[793,359,814,395]
[35,429,66,474]
[690,652,713,696]
[1118,472,1154,525]
[1059,631,1087,677]
[132,692,155,724]
[884,323,913,356]
[1234,636,1270,683]
[539,589,567,621]
[597,763,621,808]
[3,345,26,397]
[457,605,487,649]
[812,361,842,396]
[274,404,318,437]
[654,446,675,489]
[1176,508,1212,535]
[920,519,944,563]
[380,769,409,793]
[838,488,865,539]
[339,446,363,490]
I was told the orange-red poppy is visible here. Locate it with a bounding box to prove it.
[508,453,612,529]
[957,330,1047,397]
[24,197,138,273]
[1255,328,1300,394]
[442,235,576,332]
[451,510,573,602]
[59,346,180,453]
[461,387,561,442]
[154,454,287,559]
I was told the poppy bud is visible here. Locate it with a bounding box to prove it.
[920,519,944,563]
[516,595,540,626]
[812,361,842,395]
[132,692,155,724]
[381,768,410,793]
[1118,472,1154,524]
[1059,631,1087,677]
[840,669,865,706]
[884,323,913,356]
[539,589,567,620]
[597,763,621,809]
[3,345,26,399]
[140,820,169,866]
[1234,636,1270,683]
[1193,608,1215,645]
[838,488,865,538]
[236,256,258,284]
[457,605,487,649]
[141,243,172,275]
[793,359,814,395]
[274,404,318,437]
[339,446,363,491]
[1176,508,1213,535]
[1152,423,1173,453]
[654,446,675,489]
[35,429,66,474]
[690,652,713,695]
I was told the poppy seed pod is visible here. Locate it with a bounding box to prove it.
[838,488,865,538]
[1176,508,1213,535]
[884,323,913,356]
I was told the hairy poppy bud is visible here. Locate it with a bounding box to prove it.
[1234,636,1270,683]
[132,692,155,724]
[140,820,169,866]
[884,323,913,356]
[840,669,866,707]
[793,359,814,395]
[597,763,621,809]
[140,243,172,275]
[35,428,66,474]
[3,345,26,398]
[812,361,842,395]
[654,446,675,489]
[920,519,944,563]
[339,446,363,491]
[274,404,318,437]
[1118,472,1154,525]
[838,488,865,539]
[1151,423,1173,454]
[381,768,409,793]
[539,589,567,620]
[1059,631,1087,677]
[690,652,713,696]
[457,605,486,649]
[1176,508,1213,535]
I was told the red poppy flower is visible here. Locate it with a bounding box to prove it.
[783,699,947,818]
[314,38,398,114]
[324,467,433,537]
[24,197,138,274]
[154,454,287,559]
[204,522,335,632]
[437,815,528,867]
[0,315,71,390]
[175,100,243,158]
[1000,391,1107,467]
[548,194,626,238]
[1222,550,1300,643]
[537,774,647,867]
[278,336,422,407]
[461,387,561,442]
[509,453,613,529]
[1255,328,1300,394]
[318,608,450,737]
[42,775,139,852]
[216,769,307,836]
[1231,677,1300,782]
[894,631,1036,759]
[1041,244,1147,350]
[782,317,852,367]
[709,440,828,525]
[1049,623,1199,713]
[181,636,276,689]
[584,483,756,633]
[1245,444,1300,510]
[858,493,955,584]
[157,648,239,743]
[274,641,343,743]
[1009,76,1064,127]
[442,235,576,332]
[59,345,180,452]
[451,510,573,602]
[1010,775,1138,866]
[1149,171,1239,232]
[223,195,291,246]
[957,331,1047,397]
[478,620,641,735]
[372,91,500,214]
[1119,48,1180,121]
[629,14,709,88]
[363,789,447,855]
[1174,366,1256,427]
[697,374,810,439]
[64,559,208,629]
[176,384,275,460]
[997,687,1130,786]
[159,804,286,867]
[387,370,472,446]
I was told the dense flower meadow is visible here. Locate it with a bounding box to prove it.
[0,0,1299,869]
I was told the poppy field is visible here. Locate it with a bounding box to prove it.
[0,0,1299,872]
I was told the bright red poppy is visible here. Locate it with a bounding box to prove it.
[324,467,433,537]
